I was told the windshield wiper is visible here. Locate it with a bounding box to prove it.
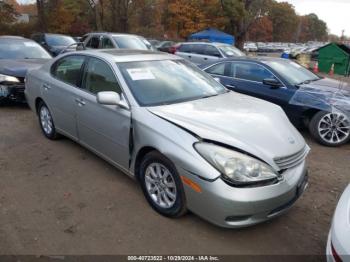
[296,78,319,86]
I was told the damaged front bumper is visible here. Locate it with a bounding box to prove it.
[0,82,26,102]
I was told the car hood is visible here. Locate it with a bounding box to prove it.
[0,59,49,78]
[300,77,350,93]
[148,92,306,170]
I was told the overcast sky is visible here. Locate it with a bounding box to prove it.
[276,0,350,36]
[17,0,348,36]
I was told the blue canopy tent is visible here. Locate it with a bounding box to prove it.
[188,28,235,45]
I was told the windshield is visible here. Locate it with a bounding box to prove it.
[118,59,227,106]
[113,36,150,50]
[218,45,245,57]
[0,40,51,59]
[263,59,319,85]
[45,35,76,46]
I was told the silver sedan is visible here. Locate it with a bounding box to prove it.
[25,50,309,228]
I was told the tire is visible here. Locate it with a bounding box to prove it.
[38,101,60,140]
[139,151,187,218]
[309,111,350,147]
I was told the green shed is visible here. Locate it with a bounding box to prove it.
[318,43,350,76]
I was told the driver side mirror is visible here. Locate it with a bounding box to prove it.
[263,78,283,89]
[97,91,129,109]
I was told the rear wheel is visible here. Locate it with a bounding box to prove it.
[139,151,187,217]
[309,111,350,147]
[38,101,60,140]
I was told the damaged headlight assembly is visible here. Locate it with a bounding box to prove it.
[194,142,279,186]
[0,74,20,97]
[0,74,20,83]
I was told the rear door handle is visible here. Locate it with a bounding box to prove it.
[204,57,208,60]
[75,98,86,106]
[226,84,236,89]
[43,83,51,90]
[188,55,192,58]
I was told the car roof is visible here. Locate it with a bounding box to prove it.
[0,36,35,42]
[180,42,230,47]
[199,56,289,68]
[0,35,26,40]
[85,32,142,38]
[76,49,182,63]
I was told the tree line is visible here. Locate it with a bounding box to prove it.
[1,0,329,47]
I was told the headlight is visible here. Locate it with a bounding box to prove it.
[0,74,19,83]
[194,142,279,186]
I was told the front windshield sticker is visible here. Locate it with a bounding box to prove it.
[127,68,155,81]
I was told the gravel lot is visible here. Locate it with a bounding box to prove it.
[0,103,349,259]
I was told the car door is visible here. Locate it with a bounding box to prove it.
[43,55,86,140]
[175,44,194,62]
[75,56,131,171]
[227,62,293,109]
[200,45,222,64]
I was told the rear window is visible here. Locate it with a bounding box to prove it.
[112,36,149,50]
[52,55,85,86]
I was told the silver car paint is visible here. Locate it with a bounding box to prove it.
[25,50,309,227]
[327,184,350,261]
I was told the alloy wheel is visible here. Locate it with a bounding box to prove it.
[318,112,350,144]
[144,163,177,209]
[40,105,53,135]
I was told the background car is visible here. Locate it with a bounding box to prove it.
[326,184,350,262]
[31,33,77,56]
[200,57,350,147]
[156,41,176,53]
[0,36,51,103]
[81,32,154,51]
[175,42,245,65]
[25,49,308,228]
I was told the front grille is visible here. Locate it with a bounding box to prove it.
[274,145,310,170]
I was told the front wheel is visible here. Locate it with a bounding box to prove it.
[309,111,350,147]
[139,151,187,218]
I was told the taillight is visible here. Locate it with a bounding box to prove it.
[331,242,342,262]
[170,44,180,54]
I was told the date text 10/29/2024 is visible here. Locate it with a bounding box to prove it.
[127,256,220,261]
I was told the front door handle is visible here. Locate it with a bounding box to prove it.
[43,83,51,90]
[75,98,86,106]
[226,84,236,89]
[188,55,192,58]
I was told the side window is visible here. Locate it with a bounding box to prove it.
[83,58,121,95]
[205,63,227,76]
[204,45,221,57]
[101,36,114,49]
[52,56,85,86]
[86,36,100,49]
[232,63,274,82]
[178,44,192,53]
[191,44,205,54]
